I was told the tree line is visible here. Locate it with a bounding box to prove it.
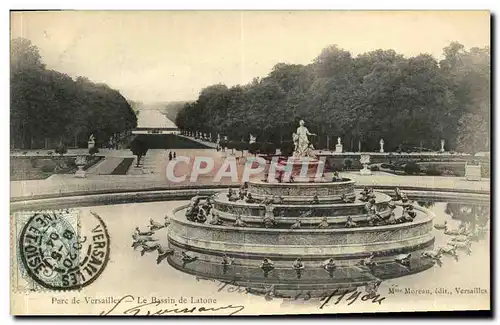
[10,38,138,149]
[176,42,490,154]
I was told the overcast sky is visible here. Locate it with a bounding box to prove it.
[11,11,490,104]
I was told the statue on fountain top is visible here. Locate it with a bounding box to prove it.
[293,120,316,158]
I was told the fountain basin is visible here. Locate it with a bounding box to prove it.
[168,204,434,263]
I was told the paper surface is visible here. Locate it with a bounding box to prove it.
[10,10,490,316]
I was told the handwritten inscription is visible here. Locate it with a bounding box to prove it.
[99,295,245,316]
[198,277,386,307]
[319,289,385,308]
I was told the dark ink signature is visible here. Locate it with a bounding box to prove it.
[100,295,245,316]
[319,289,386,308]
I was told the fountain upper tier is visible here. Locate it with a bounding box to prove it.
[246,178,356,203]
[212,190,392,226]
[268,156,326,182]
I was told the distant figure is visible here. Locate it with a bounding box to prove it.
[227,188,238,201]
[168,151,173,161]
[181,251,198,263]
[221,253,234,266]
[366,214,375,226]
[276,170,284,183]
[458,221,467,234]
[359,190,369,202]
[194,207,207,223]
[365,280,383,298]
[364,200,375,215]
[245,193,256,204]
[234,215,247,227]
[293,258,305,270]
[341,193,353,203]
[149,218,165,231]
[238,184,247,200]
[209,212,223,225]
[260,199,276,228]
[434,220,448,230]
[386,211,397,225]
[273,195,284,204]
[173,152,177,159]
[263,214,277,228]
[394,253,411,268]
[323,258,337,272]
[310,193,320,204]
[394,187,403,201]
[318,217,329,229]
[332,171,341,182]
[260,258,275,272]
[403,205,417,222]
[359,254,377,267]
[291,219,301,229]
[367,188,376,199]
[134,227,154,237]
[345,216,357,228]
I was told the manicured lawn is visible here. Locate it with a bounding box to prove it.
[110,158,135,175]
[10,156,103,181]
[128,134,211,149]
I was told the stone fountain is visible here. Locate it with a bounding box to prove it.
[166,121,436,297]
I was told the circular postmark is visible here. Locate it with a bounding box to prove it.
[18,210,110,290]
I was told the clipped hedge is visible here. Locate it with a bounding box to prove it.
[404,162,421,175]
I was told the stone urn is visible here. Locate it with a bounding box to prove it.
[359,154,372,175]
[74,155,87,178]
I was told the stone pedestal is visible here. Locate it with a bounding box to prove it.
[335,144,343,153]
[75,166,86,178]
[74,156,87,178]
[272,157,325,182]
[359,165,372,175]
[359,154,371,175]
[465,163,481,181]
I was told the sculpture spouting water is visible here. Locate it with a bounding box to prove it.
[164,155,437,297]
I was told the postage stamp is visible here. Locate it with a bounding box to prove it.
[12,209,110,292]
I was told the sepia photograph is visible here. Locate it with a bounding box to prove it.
[9,10,491,316]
